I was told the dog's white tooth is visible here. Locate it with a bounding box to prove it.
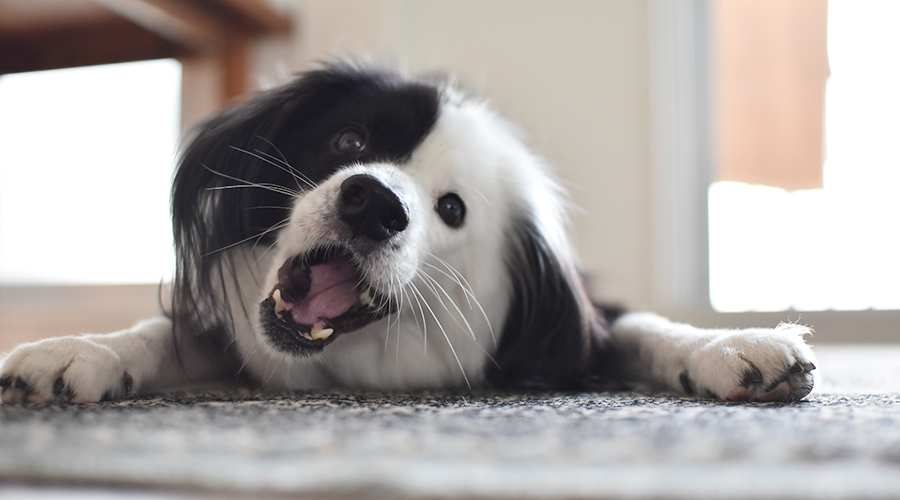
[310,326,334,340]
[273,289,286,314]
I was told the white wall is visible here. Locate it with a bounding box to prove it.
[254,0,655,309]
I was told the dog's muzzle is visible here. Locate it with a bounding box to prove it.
[259,174,406,355]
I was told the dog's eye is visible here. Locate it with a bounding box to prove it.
[332,129,367,155]
[435,193,466,228]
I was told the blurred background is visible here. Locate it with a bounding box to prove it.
[0,0,897,352]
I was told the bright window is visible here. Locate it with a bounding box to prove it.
[0,59,181,285]
[709,1,900,311]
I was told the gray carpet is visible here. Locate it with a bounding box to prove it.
[1,345,899,499]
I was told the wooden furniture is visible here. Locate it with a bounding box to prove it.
[0,0,291,107]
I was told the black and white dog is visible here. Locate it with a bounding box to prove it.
[0,61,816,404]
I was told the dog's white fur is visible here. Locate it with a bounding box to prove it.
[0,66,817,404]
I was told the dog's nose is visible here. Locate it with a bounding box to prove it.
[338,174,409,241]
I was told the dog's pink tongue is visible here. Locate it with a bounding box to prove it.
[291,255,359,325]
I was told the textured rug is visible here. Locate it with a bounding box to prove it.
[1,345,899,499]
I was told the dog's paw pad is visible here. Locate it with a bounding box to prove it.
[1,336,132,404]
[686,323,818,402]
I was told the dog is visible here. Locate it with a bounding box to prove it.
[0,61,817,404]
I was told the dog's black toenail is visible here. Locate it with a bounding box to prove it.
[789,362,803,374]
[741,364,764,387]
[12,376,28,390]
[680,371,695,395]
[0,375,12,389]
[122,372,133,394]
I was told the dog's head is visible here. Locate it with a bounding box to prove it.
[172,61,610,390]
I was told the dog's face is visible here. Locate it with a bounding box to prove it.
[173,62,599,390]
[259,100,523,358]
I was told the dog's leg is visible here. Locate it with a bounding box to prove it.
[1,317,207,404]
[610,312,817,401]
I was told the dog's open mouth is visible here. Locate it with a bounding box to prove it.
[260,247,393,353]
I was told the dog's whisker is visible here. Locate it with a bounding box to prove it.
[245,205,293,211]
[425,255,480,301]
[421,259,475,309]
[425,255,496,347]
[201,220,290,258]
[205,183,300,198]
[252,136,290,163]
[252,148,319,191]
[408,281,471,389]
[417,270,477,342]
[395,294,401,365]
[201,164,301,198]
[421,260,471,309]
[382,275,396,354]
[247,219,290,248]
[469,185,491,208]
[402,283,427,354]
[424,255,480,302]
[259,352,275,387]
[250,136,319,189]
[405,281,428,350]
[418,271,501,371]
[389,275,404,353]
[251,239,281,267]
[235,321,271,383]
[235,342,257,379]
[227,321,252,378]
[229,145,316,192]
[229,145,299,176]
[382,310,392,353]
[395,278,407,355]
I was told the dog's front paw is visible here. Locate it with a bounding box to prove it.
[683,323,817,402]
[1,336,133,404]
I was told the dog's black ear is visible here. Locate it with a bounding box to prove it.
[172,87,308,264]
[487,220,615,390]
[170,84,305,354]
